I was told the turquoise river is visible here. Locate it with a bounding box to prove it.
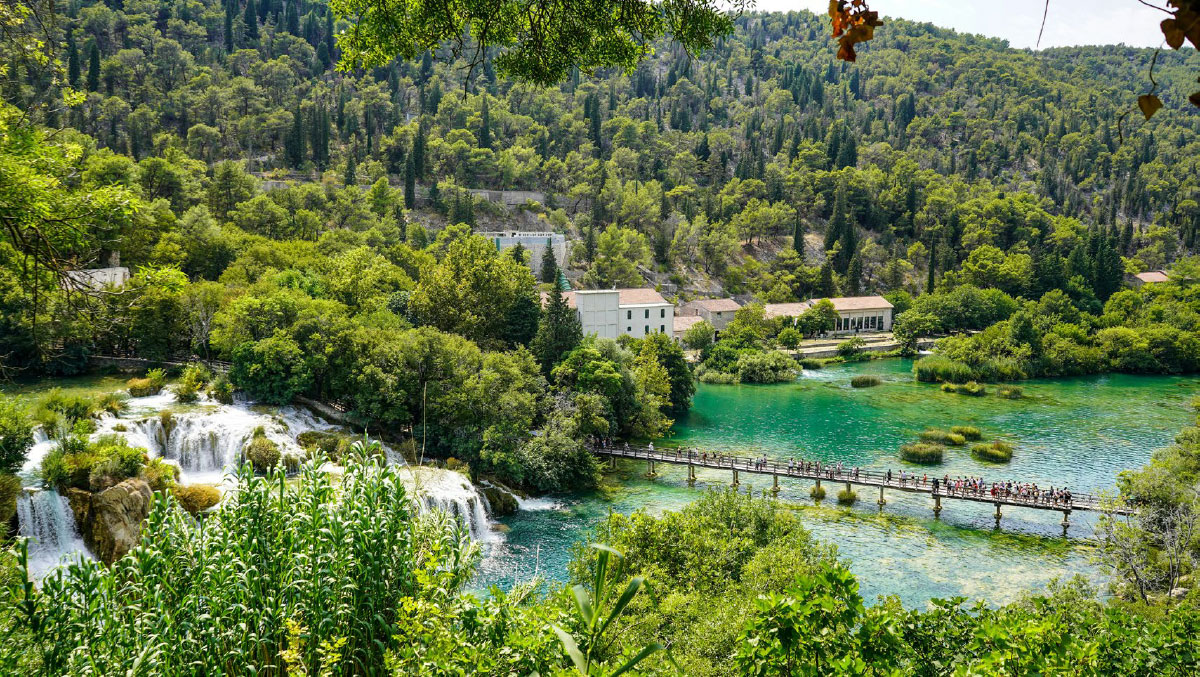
[477,358,1200,607]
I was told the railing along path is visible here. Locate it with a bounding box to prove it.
[593,444,1133,531]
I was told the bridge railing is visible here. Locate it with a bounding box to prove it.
[592,444,1115,511]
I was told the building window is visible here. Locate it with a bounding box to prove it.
[660,324,665,333]
[660,308,665,318]
[644,309,649,319]
[627,326,631,333]
[626,310,631,320]
[644,325,649,334]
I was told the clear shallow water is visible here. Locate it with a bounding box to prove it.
[478,359,1200,607]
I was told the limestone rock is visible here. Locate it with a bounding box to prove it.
[1170,587,1190,600]
[66,487,92,530]
[88,478,153,564]
[482,485,518,516]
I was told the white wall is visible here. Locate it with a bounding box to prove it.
[575,291,620,339]
[619,303,674,339]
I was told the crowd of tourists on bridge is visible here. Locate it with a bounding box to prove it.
[596,441,1076,507]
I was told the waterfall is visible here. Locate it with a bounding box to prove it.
[95,403,315,484]
[21,426,55,479]
[16,488,90,579]
[407,468,499,542]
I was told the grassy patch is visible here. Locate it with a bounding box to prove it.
[850,374,882,388]
[899,442,945,464]
[971,441,1014,463]
[950,426,982,441]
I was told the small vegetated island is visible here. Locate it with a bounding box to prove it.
[3,0,1200,673]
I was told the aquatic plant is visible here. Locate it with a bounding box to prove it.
[140,457,180,492]
[958,381,987,396]
[96,392,129,416]
[836,488,857,505]
[810,484,826,500]
[850,375,881,388]
[913,355,975,383]
[940,382,958,393]
[950,426,982,441]
[798,358,824,370]
[918,429,965,446]
[899,442,944,464]
[998,385,1023,399]
[127,368,168,398]
[971,441,1014,463]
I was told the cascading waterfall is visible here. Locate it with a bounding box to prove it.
[406,467,499,542]
[16,488,90,579]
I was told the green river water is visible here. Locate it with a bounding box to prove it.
[478,359,1200,607]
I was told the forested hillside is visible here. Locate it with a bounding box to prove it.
[9,1,1200,299]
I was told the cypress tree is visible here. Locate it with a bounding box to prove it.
[792,215,805,254]
[404,154,416,208]
[413,121,427,177]
[344,152,357,186]
[224,4,235,49]
[540,242,558,283]
[848,253,863,295]
[325,9,335,56]
[86,43,100,92]
[479,96,492,149]
[504,294,542,348]
[818,261,836,297]
[285,105,305,167]
[285,1,300,35]
[926,240,937,294]
[244,0,259,42]
[532,283,583,375]
[67,34,80,87]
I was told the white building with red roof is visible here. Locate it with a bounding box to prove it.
[545,288,675,339]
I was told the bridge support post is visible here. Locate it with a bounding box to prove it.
[732,468,739,487]
[646,459,656,478]
[608,455,616,470]
[687,462,696,485]
[772,474,780,495]
[877,485,885,507]
[994,503,1002,528]
[1061,510,1071,536]
[933,495,942,517]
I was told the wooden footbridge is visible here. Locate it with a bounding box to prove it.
[594,444,1133,533]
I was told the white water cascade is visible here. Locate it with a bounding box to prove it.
[16,488,90,579]
[404,467,499,542]
[95,401,329,484]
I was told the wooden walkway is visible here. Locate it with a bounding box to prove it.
[594,445,1133,529]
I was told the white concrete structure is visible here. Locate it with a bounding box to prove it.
[546,288,675,339]
[681,298,741,331]
[763,295,894,334]
[62,267,130,290]
[478,230,567,276]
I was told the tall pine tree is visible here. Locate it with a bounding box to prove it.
[532,283,582,375]
[244,0,259,42]
[540,242,558,283]
[479,96,492,149]
[86,43,100,92]
[67,34,80,87]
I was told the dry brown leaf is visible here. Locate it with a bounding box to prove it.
[1139,94,1163,120]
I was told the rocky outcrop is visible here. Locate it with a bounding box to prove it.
[67,478,154,564]
[481,485,519,516]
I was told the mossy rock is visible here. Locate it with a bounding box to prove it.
[957,381,987,396]
[809,484,826,500]
[245,436,280,473]
[0,474,20,529]
[173,484,221,515]
[899,442,944,464]
[482,486,518,516]
[997,386,1023,399]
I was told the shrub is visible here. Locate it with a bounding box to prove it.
[209,375,235,404]
[798,358,823,370]
[297,431,342,458]
[836,488,857,505]
[734,350,797,383]
[127,368,167,397]
[837,337,867,359]
[899,442,944,464]
[0,396,34,474]
[172,484,222,515]
[951,426,982,441]
[998,385,1023,399]
[246,436,281,473]
[140,457,180,492]
[0,473,21,526]
[971,441,1014,463]
[809,484,826,500]
[940,382,957,393]
[913,355,975,383]
[776,327,802,350]
[174,381,201,403]
[176,363,213,403]
[958,381,987,396]
[112,424,128,432]
[43,435,147,492]
[850,375,881,388]
[697,369,739,384]
[445,457,470,474]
